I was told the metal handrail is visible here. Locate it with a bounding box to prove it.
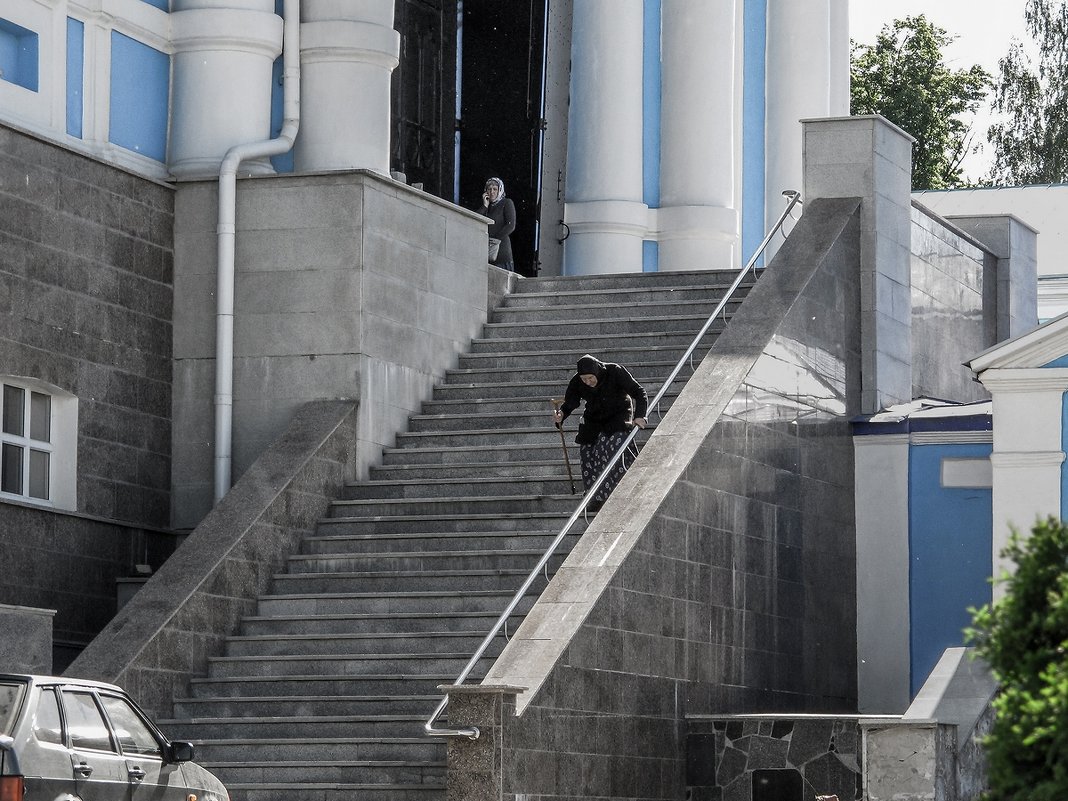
[424,189,803,739]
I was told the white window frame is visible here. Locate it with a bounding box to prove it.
[0,377,77,510]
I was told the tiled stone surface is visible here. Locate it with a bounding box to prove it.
[686,716,863,801]
[66,400,356,718]
[0,123,175,527]
[909,205,991,403]
[483,198,863,800]
[0,603,55,674]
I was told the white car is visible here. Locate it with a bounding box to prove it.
[0,674,228,801]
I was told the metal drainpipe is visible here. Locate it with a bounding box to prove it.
[214,0,301,504]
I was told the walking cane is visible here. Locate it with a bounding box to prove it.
[550,398,577,494]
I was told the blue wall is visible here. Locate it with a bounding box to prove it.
[741,0,766,265]
[0,17,39,93]
[908,443,993,696]
[66,19,83,138]
[109,32,169,162]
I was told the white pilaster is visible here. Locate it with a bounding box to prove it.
[293,0,399,174]
[766,0,847,226]
[169,1,282,179]
[979,368,1068,593]
[562,0,645,275]
[657,0,737,272]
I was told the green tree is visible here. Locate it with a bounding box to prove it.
[850,15,990,190]
[988,0,1068,185]
[966,517,1068,800]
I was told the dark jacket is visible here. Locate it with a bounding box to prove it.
[560,354,648,445]
[479,197,516,266]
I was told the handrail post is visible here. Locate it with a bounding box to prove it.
[423,190,802,738]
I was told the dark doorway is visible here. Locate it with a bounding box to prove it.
[392,0,458,199]
[457,0,548,276]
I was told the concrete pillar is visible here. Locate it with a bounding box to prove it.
[294,0,399,174]
[0,604,54,674]
[765,0,849,226]
[803,115,915,413]
[169,1,282,179]
[562,0,646,275]
[657,0,737,272]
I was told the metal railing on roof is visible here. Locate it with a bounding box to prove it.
[424,189,803,739]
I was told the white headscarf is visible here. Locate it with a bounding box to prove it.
[485,177,506,205]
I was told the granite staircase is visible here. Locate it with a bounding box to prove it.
[157,269,755,801]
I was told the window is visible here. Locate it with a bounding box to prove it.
[0,18,39,93]
[63,692,114,753]
[98,695,161,757]
[0,378,77,510]
[0,682,26,736]
[2,383,53,502]
[33,689,63,746]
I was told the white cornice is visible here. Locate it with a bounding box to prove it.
[969,314,1068,371]
[979,368,1068,393]
[910,431,993,445]
[990,451,1066,468]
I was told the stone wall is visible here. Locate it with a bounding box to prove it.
[66,400,356,718]
[171,170,491,528]
[0,123,177,669]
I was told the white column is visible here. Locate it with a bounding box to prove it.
[980,369,1067,595]
[562,0,646,275]
[766,0,846,225]
[657,0,737,272]
[169,1,282,179]
[294,0,399,174]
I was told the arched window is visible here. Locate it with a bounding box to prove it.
[0,378,77,509]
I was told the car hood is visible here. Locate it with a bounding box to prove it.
[179,760,229,801]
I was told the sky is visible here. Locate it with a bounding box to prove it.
[849,0,1030,181]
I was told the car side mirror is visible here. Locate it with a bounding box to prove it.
[167,741,195,763]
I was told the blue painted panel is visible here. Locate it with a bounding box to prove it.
[66,18,84,138]
[741,0,766,265]
[642,0,661,210]
[643,240,659,273]
[0,18,39,92]
[109,32,169,162]
[139,0,170,11]
[269,56,294,173]
[908,443,993,698]
[1042,354,1068,368]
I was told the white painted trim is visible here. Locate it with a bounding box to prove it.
[979,368,1068,393]
[989,451,1066,469]
[909,431,992,445]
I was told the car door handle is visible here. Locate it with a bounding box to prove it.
[74,762,93,778]
[128,766,146,782]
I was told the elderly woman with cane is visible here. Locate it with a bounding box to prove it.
[552,354,648,513]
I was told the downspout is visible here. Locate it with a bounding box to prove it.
[214,0,301,504]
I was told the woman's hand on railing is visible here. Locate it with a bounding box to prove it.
[633,417,647,429]
[552,409,564,427]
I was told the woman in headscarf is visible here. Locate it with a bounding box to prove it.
[478,177,517,272]
[552,354,648,512]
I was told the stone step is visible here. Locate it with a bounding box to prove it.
[479,312,721,338]
[416,390,679,418]
[516,268,745,292]
[162,714,443,740]
[214,780,443,801]
[223,630,507,658]
[188,674,464,699]
[239,610,522,636]
[489,296,740,323]
[499,283,744,308]
[389,425,651,450]
[205,652,490,679]
[267,568,549,595]
[196,760,445,787]
[187,736,443,764]
[314,510,576,534]
[325,493,583,518]
[440,359,692,385]
[369,459,573,481]
[378,441,574,465]
[173,694,441,718]
[284,549,567,576]
[455,342,711,370]
[253,589,538,617]
[300,529,578,555]
[338,476,577,500]
[465,329,711,355]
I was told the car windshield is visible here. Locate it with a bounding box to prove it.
[0,682,26,736]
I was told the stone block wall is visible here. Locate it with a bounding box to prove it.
[171,170,491,528]
[0,122,175,526]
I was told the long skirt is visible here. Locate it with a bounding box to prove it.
[579,430,637,505]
